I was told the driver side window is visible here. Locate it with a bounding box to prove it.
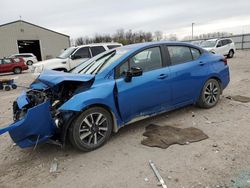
[117,47,162,78]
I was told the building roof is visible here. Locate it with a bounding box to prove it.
[0,20,69,38]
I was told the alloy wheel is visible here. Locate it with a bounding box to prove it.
[78,112,108,145]
[204,81,219,105]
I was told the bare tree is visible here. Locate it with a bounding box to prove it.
[154,31,163,41]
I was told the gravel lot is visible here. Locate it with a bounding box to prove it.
[0,50,250,188]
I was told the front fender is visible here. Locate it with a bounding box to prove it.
[59,80,123,128]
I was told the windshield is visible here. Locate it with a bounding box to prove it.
[201,41,217,48]
[71,49,128,75]
[57,47,76,59]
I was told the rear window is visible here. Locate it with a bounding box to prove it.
[221,40,228,46]
[90,46,106,56]
[227,39,232,44]
[167,46,193,65]
[1,59,12,64]
[107,45,121,49]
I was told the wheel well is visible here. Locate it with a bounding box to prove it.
[64,103,118,142]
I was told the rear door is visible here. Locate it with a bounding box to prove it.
[115,46,171,123]
[166,45,208,105]
[70,47,91,69]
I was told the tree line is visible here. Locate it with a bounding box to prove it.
[74,29,178,46]
[74,29,234,46]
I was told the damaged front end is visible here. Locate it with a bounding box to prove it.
[0,70,94,148]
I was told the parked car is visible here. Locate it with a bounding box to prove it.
[190,40,204,47]
[0,42,230,151]
[0,57,28,74]
[9,53,38,65]
[31,43,122,73]
[200,38,236,58]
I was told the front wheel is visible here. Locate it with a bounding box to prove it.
[197,79,221,108]
[26,60,33,66]
[69,107,113,151]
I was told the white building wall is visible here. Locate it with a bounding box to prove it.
[0,21,70,60]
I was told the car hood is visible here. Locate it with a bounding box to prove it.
[33,58,66,67]
[202,47,214,51]
[33,69,95,88]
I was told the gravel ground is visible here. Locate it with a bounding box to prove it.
[0,50,250,188]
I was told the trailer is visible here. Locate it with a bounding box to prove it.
[0,78,17,91]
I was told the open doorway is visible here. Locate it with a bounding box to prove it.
[17,40,42,61]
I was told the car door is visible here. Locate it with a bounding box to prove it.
[166,45,208,106]
[70,47,91,69]
[115,46,171,123]
[215,40,227,55]
[1,59,13,73]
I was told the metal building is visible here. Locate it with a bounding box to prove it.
[0,20,70,61]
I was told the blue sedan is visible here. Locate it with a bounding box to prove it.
[0,42,230,151]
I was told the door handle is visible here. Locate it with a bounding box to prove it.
[157,74,168,79]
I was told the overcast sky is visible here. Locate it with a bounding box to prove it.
[1,0,250,39]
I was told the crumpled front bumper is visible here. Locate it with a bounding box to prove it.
[0,92,56,148]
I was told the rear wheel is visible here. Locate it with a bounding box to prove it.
[197,79,221,108]
[26,60,33,66]
[4,85,11,91]
[227,50,234,58]
[69,107,113,151]
[13,67,22,74]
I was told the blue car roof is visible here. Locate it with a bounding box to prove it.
[96,41,203,79]
[117,41,200,50]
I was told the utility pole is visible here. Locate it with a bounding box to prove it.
[192,22,195,40]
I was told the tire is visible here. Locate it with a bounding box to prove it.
[4,85,11,91]
[12,84,17,89]
[26,60,33,66]
[69,107,113,151]
[13,67,22,74]
[227,50,234,58]
[197,79,221,108]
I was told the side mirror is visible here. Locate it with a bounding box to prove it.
[124,67,143,82]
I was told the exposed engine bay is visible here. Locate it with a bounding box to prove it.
[13,81,92,128]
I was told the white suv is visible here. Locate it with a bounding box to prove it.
[9,53,38,65]
[201,38,236,58]
[31,43,122,73]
